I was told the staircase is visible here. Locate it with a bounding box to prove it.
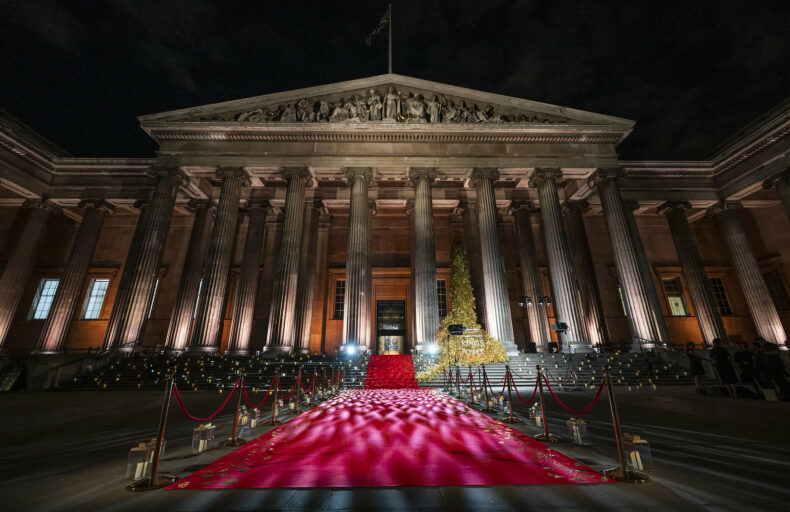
[364,355,419,389]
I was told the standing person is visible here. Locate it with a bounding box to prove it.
[760,342,790,400]
[709,338,738,398]
[733,342,760,396]
[686,342,706,395]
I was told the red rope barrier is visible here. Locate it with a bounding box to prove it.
[484,372,506,398]
[172,381,238,422]
[542,374,606,415]
[242,375,276,409]
[300,373,316,393]
[279,374,300,401]
[510,372,539,405]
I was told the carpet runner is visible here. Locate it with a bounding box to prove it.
[169,389,610,489]
[364,355,419,389]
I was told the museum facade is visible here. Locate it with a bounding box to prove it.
[0,74,788,356]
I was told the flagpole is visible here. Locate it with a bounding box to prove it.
[388,3,392,73]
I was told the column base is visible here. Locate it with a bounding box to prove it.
[29,350,64,355]
[296,348,311,355]
[499,340,521,357]
[225,349,250,357]
[631,340,656,353]
[263,345,294,355]
[184,346,220,356]
[563,342,593,354]
[339,343,368,356]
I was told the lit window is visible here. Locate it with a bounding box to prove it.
[437,280,448,318]
[663,277,690,316]
[148,279,159,319]
[333,280,345,319]
[29,278,60,320]
[81,278,110,319]
[708,278,733,316]
[193,279,203,318]
[763,270,790,311]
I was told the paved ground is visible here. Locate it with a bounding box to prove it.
[0,386,788,511]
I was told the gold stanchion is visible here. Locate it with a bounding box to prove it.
[294,367,302,415]
[322,367,327,400]
[126,371,177,491]
[266,370,281,426]
[501,364,521,423]
[455,366,463,398]
[310,370,316,405]
[221,369,248,447]
[467,365,476,405]
[533,365,560,442]
[480,365,493,412]
[603,366,650,483]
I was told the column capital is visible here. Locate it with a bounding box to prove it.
[510,200,539,215]
[368,199,378,216]
[186,198,212,210]
[78,198,115,214]
[133,199,150,210]
[622,199,641,212]
[281,166,313,185]
[762,168,790,189]
[245,199,270,210]
[344,167,373,183]
[707,200,743,217]
[588,167,626,188]
[562,199,590,214]
[23,198,61,215]
[217,167,252,187]
[408,167,438,184]
[469,167,499,187]
[149,166,189,186]
[405,198,415,215]
[656,200,691,216]
[308,199,325,212]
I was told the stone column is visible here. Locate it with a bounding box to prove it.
[293,200,322,354]
[460,201,487,327]
[0,200,59,349]
[470,168,518,355]
[342,167,374,351]
[512,203,552,352]
[530,168,589,353]
[226,200,268,355]
[34,200,112,353]
[103,167,185,351]
[188,168,248,353]
[764,172,790,222]
[659,201,728,346]
[265,167,311,353]
[410,168,440,352]
[593,169,665,351]
[164,200,212,352]
[563,200,610,346]
[710,201,787,345]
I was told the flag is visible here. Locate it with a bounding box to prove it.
[365,4,391,46]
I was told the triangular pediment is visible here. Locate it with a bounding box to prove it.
[139,74,633,128]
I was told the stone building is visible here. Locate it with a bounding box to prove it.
[0,74,788,356]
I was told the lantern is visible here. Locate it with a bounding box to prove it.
[125,438,164,480]
[529,403,542,426]
[623,433,653,471]
[249,408,261,429]
[191,423,216,454]
[566,417,591,445]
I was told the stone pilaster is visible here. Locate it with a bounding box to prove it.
[164,200,213,352]
[563,200,610,346]
[410,168,440,352]
[593,169,665,351]
[293,200,323,354]
[188,167,248,353]
[103,167,185,351]
[470,168,518,355]
[0,200,60,349]
[710,201,787,345]
[35,200,112,353]
[226,200,268,355]
[265,167,311,353]
[659,201,727,346]
[530,168,589,353]
[342,167,374,351]
[512,202,552,352]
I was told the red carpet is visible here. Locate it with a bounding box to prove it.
[364,355,419,389]
[169,389,609,489]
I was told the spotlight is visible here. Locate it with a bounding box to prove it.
[345,345,357,356]
[427,344,438,356]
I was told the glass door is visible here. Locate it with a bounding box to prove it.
[376,300,406,355]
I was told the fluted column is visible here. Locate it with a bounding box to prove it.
[710,201,786,345]
[764,172,790,222]
[35,200,112,353]
[594,169,665,351]
[0,200,59,349]
[103,167,185,351]
[563,200,610,346]
[659,201,727,346]
[188,168,248,353]
[165,200,213,352]
[227,200,268,355]
[530,168,588,353]
[410,168,440,351]
[293,200,322,354]
[470,168,518,355]
[342,168,374,351]
[512,203,552,352]
[460,201,487,327]
[265,167,311,353]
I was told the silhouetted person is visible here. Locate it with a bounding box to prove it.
[759,342,790,400]
[733,342,760,395]
[685,342,706,394]
[709,338,737,398]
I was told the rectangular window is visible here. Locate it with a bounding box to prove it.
[663,277,690,316]
[148,279,159,319]
[437,280,448,318]
[333,280,345,319]
[763,270,790,311]
[81,278,110,319]
[29,278,60,320]
[709,278,733,316]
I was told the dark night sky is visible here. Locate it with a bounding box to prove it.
[1,0,788,160]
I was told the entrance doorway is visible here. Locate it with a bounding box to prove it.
[376,300,406,354]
